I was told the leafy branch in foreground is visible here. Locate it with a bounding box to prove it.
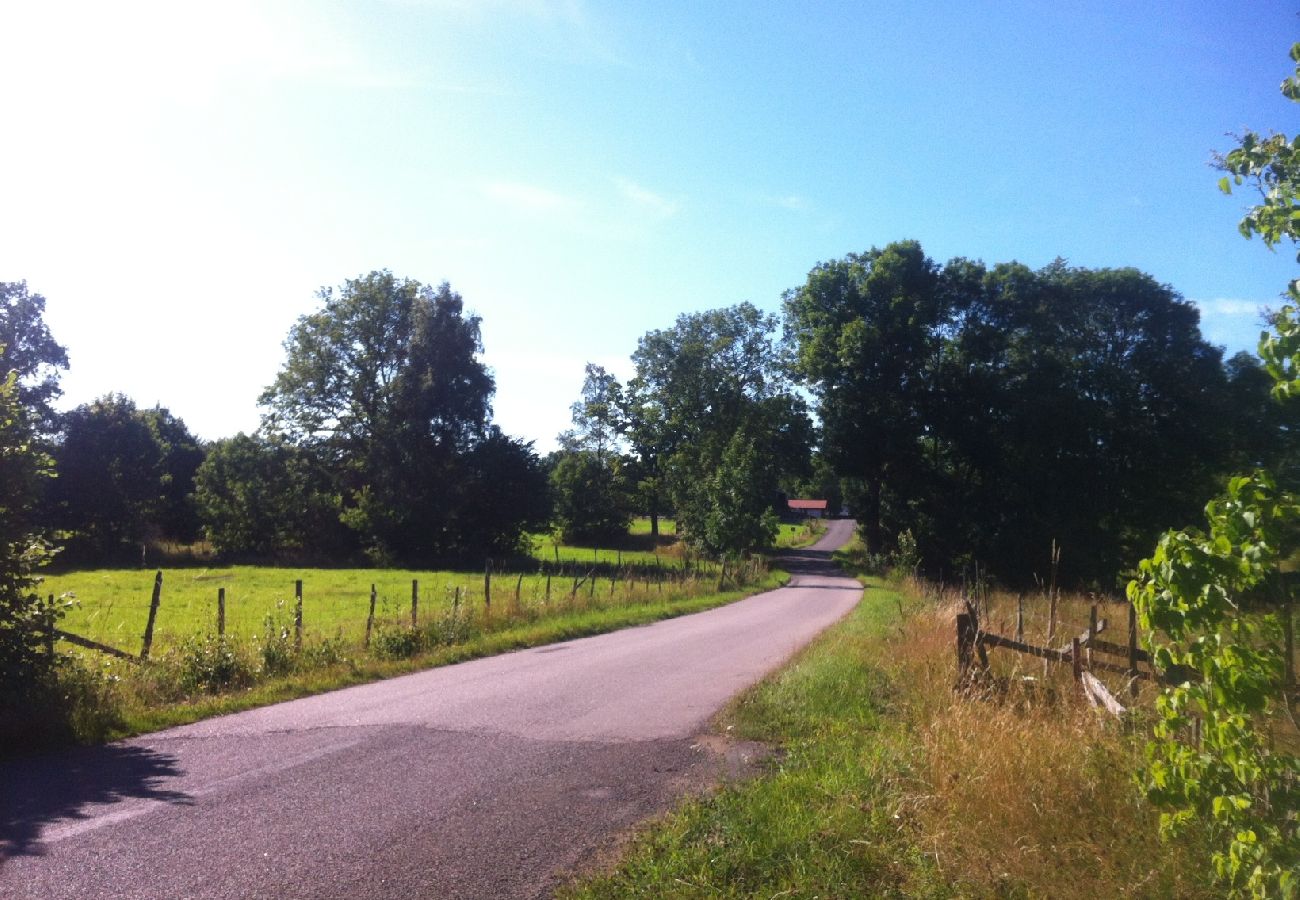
[1129,472,1298,896]
[1129,41,1300,899]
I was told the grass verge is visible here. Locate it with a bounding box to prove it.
[563,563,1216,898]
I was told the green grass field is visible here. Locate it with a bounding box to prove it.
[40,518,709,655]
[44,560,716,656]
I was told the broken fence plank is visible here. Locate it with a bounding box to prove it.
[1081,671,1126,717]
[54,629,139,662]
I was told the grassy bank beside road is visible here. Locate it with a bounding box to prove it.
[565,564,1216,898]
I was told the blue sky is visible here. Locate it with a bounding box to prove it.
[1,1,1296,451]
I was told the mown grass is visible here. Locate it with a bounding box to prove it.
[772,519,826,549]
[47,564,719,656]
[563,548,1216,899]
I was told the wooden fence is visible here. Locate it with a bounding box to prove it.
[43,555,765,663]
[955,594,1150,716]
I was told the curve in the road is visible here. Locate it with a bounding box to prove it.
[1,518,863,899]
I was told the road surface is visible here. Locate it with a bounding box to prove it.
[1,519,862,899]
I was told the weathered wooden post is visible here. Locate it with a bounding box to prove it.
[218,587,226,637]
[140,571,163,660]
[1015,593,1024,643]
[45,594,56,659]
[294,579,303,651]
[545,574,551,604]
[1072,637,1083,683]
[956,612,976,684]
[453,585,461,612]
[366,583,376,648]
[411,579,419,629]
[484,559,492,612]
[1128,601,1139,698]
[1088,604,1098,669]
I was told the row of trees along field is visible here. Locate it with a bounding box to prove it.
[783,243,1291,586]
[0,274,554,569]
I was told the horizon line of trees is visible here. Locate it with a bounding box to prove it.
[3,238,1292,585]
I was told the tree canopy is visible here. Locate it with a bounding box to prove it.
[786,242,1244,585]
[260,271,545,563]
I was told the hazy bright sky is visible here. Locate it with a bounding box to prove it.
[2,1,1297,451]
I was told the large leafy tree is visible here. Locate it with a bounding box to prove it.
[48,394,166,555]
[629,302,812,555]
[0,281,69,433]
[261,271,536,562]
[47,397,206,558]
[551,365,634,544]
[933,259,1230,582]
[783,241,943,552]
[194,433,343,557]
[0,362,59,743]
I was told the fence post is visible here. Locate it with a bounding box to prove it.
[515,572,524,609]
[1128,601,1139,698]
[411,579,419,629]
[454,585,461,612]
[1015,593,1024,643]
[545,574,551,604]
[140,571,163,660]
[218,587,226,637]
[45,593,56,659]
[366,584,376,648]
[294,579,303,651]
[1072,637,1082,683]
[1088,604,1098,669]
[956,612,976,683]
[484,559,492,612]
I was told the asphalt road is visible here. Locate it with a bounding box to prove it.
[1,519,862,899]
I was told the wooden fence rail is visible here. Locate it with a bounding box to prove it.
[957,598,1145,716]
[40,554,766,664]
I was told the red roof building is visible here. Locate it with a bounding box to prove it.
[787,498,829,518]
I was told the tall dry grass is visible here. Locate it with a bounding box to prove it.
[885,576,1213,898]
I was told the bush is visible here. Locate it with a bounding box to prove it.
[371,626,423,659]
[175,634,256,694]
[259,608,296,676]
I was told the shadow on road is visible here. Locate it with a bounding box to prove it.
[0,743,190,867]
[777,546,849,579]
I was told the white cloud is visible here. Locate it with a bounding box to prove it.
[767,194,810,212]
[1193,298,1269,318]
[483,180,583,216]
[615,179,679,220]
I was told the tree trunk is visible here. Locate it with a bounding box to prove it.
[864,476,883,553]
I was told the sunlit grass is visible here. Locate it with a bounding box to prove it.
[563,548,1216,899]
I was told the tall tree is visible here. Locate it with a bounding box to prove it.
[48,394,165,556]
[783,240,943,552]
[629,302,811,555]
[261,271,537,562]
[0,362,59,745]
[0,281,69,433]
[194,433,343,558]
[551,365,633,543]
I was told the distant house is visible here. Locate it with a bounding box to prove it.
[787,498,829,519]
